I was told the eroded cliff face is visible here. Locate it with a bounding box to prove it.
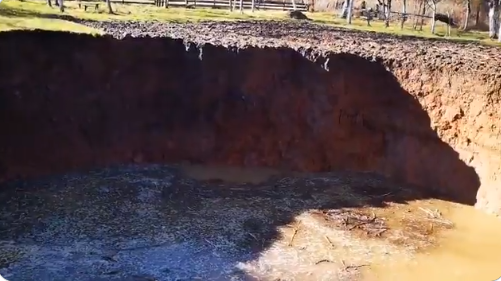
[0,30,500,214]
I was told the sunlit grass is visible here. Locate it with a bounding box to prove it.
[309,12,499,45]
[0,0,291,31]
[0,0,498,45]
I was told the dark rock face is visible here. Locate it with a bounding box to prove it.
[0,30,484,212]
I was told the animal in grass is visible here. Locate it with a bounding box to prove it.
[434,13,457,27]
[288,10,311,20]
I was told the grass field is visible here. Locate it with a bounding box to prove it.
[0,0,498,45]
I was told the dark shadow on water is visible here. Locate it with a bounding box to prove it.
[0,30,480,280]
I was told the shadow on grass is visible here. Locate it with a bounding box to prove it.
[0,5,86,22]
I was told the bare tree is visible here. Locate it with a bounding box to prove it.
[488,0,499,38]
[164,0,169,8]
[413,0,421,29]
[106,0,114,13]
[429,0,438,34]
[446,10,452,35]
[340,0,348,18]
[239,0,243,13]
[499,18,501,41]
[474,2,481,26]
[463,0,471,29]
[251,0,255,12]
[46,0,52,7]
[291,0,297,10]
[347,0,354,23]
[401,0,407,29]
[420,0,426,30]
[385,0,392,27]
[59,0,64,11]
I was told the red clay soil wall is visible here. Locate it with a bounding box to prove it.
[0,31,500,215]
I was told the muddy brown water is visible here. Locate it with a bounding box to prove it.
[364,204,501,281]
[1,164,501,281]
[182,165,501,281]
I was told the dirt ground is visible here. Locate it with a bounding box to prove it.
[1,20,501,280]
[83,20,500,74]
[0,164,474,281]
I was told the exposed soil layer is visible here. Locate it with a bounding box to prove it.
[84,20,500,74]
[0,21,500,214]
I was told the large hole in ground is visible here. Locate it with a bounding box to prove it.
[0,29,500,281]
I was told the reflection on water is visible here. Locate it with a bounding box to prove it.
[365,203,501,281]
[179,164,285,184]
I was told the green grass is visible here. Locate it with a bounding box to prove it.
[0,0,498,46]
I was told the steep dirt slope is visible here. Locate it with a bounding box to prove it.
[0,21,500,214]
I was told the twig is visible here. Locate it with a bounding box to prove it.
[288,227,299,247]
[426,218,454,226]
[315,259,333,265]
[341,260,369,271]
[419,207,442,218]
[373,191,393,198]
[324,235,335,248]
[348,222,365,230]
[346,264,369,270]
[418,207,435,217]
[373,228,388,237]
[348,212,377,230]
[204,238,216,247]
[248,232,259,241]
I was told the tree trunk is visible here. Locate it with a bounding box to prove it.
[106,0,114,13]
[413,1,420,29]
[401,0,407,30]
[430,1,437,34]
[164,0,168,8]
[385,0,392,27]
[47,0,52,7]
[59,0,64,11]
[463,0,471,29]
[475,4,481,26]
[446,11,451,36]
[239,0,243,13]
[251,0,255,12]
[488,0,499,38]
[499,18,501,41]
[291,0,297,10]
[54,0,59,6]
[340,0,348,18]
[420,1,426,30]
[347,0,354,23]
